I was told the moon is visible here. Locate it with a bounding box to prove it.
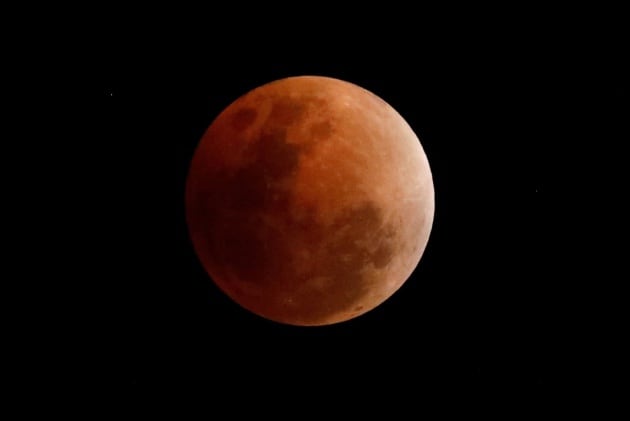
[186,76,434,326]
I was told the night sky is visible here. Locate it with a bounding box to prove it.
[91,10,625,413]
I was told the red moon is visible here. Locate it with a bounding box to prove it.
[186,76,434,326]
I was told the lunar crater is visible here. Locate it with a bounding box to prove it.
[230,107,258,131]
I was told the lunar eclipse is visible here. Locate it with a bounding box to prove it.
[186,76,434,326]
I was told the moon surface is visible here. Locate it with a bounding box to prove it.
[186,76,434,326]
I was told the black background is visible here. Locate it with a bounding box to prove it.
[88,8,626,414]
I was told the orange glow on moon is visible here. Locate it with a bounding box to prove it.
[186,76,434,326]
